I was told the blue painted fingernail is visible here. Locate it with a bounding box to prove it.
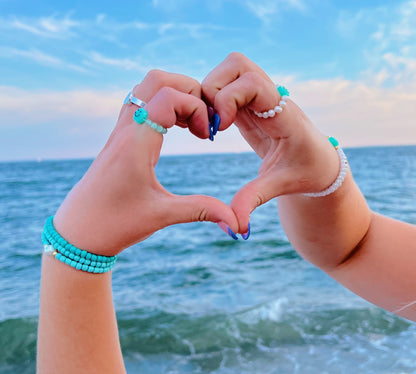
[209,125,214,141]
[208,119,214,141]
[227,227,239,240]
[208,106,215,122]
[241,222,251,240]
[213,113,220,135]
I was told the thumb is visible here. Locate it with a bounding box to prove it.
[230,175,286,235]
[162,193,239,232]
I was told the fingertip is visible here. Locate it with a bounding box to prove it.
[241,221,251,240]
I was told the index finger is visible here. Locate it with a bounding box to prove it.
[201,52,272,105]
[118,70,202,130]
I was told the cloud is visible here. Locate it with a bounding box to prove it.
[0,46,88,73]
[86,52,150,73]
[1,68,415,162]
[284,77,416,148]
[7,14,79,39]
[244,0,306,23]
[337,1,416,87]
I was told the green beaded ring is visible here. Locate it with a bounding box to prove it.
[133,108,168,135]
[42,216,117,274]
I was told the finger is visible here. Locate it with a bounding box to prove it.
[230,174,291,233]
[138,69,202,101]
[145,87,210,139]
[212,71,279,132]
[202,52,272,106]
[118,70,202,130]
[161,193,239,234]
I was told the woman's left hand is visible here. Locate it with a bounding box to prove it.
[53,70,239,256]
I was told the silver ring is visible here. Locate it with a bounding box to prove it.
[123,91,147,107]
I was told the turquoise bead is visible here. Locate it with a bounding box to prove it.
[42,215,117,274]
[277,86,290,97]
[328,136,339,149]
[133,108,148,124]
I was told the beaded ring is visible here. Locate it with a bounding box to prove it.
[133,108,167,135]
[42,216,117,274]
[303,137,349,198]
[124,90,146,108]
[253,86,290,118]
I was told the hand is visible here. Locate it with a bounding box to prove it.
[53,70,239,256]
[202,52,342,232]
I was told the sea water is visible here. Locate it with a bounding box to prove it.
[0,146,415,374]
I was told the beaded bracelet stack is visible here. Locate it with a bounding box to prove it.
[42,216,117,273]
[133,108,167,135]
[253,86,290,118]
[303,136,349,198]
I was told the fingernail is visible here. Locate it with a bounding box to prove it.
[227,227,239,240]
[208,106,215,122]
[213,113,220,135]
[209,124,214,141]
[241,222,251,240]
[217,221,238,240]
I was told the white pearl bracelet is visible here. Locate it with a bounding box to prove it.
[303,146,349,198]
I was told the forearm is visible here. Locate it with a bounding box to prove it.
[37,205,126,374]
[37,255,125,374]
[278,171,416,320]
[277,169,372,270]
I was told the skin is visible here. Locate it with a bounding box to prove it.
[37,72,239,374]
[38,53,416,373]
[202,52,416,320]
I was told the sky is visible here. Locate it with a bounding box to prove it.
[0,0,415,161]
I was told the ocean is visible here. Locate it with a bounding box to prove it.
[0,146,415,374]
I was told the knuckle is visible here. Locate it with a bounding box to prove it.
[196,207,209,222]
[157,86,175,100]
[145,69,166,84]
[226,51,246,65]
[242,71,262,85]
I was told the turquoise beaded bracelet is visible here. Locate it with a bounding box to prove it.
[42,216,117,273]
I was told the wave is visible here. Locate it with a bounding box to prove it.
[0,303,412,373]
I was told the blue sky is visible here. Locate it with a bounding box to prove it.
[1,0,415,161]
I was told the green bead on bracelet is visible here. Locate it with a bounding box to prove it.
[133,108,168,134]
[42,216,117,274]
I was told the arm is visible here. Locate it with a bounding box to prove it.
[202,52,416,321]
[37,71,239,374]
[278,175,416,320]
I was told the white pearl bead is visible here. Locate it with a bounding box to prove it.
[262,112,269,118]
[274,106,283,113]
[279,100,287,107]
[268,109,275,117]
